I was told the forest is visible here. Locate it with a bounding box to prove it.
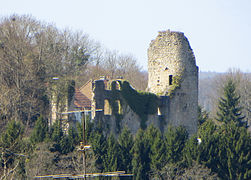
[0,15,250,180]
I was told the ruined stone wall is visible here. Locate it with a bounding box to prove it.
[88,30,198,136]
[148,30,196,94]
[91,79,142,135]
[91,80,105,125]
[148,30,198,135]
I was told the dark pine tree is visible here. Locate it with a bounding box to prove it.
[68,125,79,146]
[90,128,107,172]
[145,125,166,172]
[51,120,63,142]
[196,120,220,173]
[0,120,24,178]
[198,105,209,126]
[183,134,199,167]
[104,134,121,172]
[59,135,73,154]
[196,119,251,180]
[118,127,134,173]
[30,115,48,144]
[0,120,24,150]
[132,129,151,180]
[165,126,188,164]
[50,120,64,152]
[216,121,251,180]
[216,79,245,127]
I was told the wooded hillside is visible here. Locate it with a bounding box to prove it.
[0,15,250,179]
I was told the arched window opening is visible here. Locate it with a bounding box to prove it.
[158,107,161,115]
[115,100,123,115]
[104,99,112,115]
[116,81,121,90]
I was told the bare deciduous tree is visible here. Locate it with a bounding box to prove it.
[0,15,99,129]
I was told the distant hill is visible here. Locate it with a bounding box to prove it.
[199,71,223,79]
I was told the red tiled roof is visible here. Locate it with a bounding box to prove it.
[74,88,91,109]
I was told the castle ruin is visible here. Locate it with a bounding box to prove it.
[51,30,198,135]
[147,30,198,135]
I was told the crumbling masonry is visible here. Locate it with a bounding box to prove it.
[91,30,198,135]
[52,30,198,135]
[147,30,198,135]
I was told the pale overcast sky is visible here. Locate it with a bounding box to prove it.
[1,0,251,72]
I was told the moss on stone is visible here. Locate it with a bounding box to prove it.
[120,81,158,129]
[167,75,182,97]
[110,81,123,133]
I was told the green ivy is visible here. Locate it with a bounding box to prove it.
[108,80,159,130]
[167,75,182,97]
[110,81,123,133]
[121,81,158,129]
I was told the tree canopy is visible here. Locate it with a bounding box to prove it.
[216,79,246,127]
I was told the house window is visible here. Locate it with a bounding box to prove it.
[169,75,173,85]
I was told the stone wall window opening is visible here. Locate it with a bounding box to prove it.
[116,81,121,90]
[116,100,123,115]
[169,75,173,85]
[104,99,112,115]
[157,107,161,115]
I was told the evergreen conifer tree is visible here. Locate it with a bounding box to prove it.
[76,121,83,142]
[0,120,24,179]
[59,135,73,154]
[196,119,251,180]
[132,129,150,180]
[30,115,48,144]
[85,117,94,142]
[118,127,134,173]
[49,120,64,152]
[68,125,79,146]
[198,106,209,126]
[90,128,107,171]
[196,120,219,172]
[104,134,121,172]
[0,120,23,150]
[216,79,245,127]
[165,126,188,164]
[183,135,199,167]
[145,125,166,172]
[76,116,93,144]
[51,120,63,142]
[215,121,250,180]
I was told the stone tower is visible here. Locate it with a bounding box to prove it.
[148,30,198,135]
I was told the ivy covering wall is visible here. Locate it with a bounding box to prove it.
[110,81,123,132]
[120,81,158,129]
[167,75,182,97]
